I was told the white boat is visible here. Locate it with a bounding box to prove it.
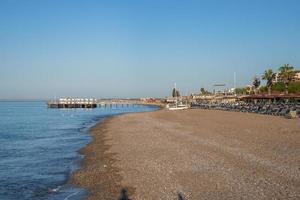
[168,102,189,110]
[168,106,188,110]
[167,83,189,110]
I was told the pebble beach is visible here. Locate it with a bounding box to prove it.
[72,109,300,200]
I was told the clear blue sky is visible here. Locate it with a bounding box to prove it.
[1,0,299,99]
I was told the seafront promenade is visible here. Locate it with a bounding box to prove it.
[73,109,300,200]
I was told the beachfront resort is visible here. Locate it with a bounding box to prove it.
[140,64,300,118]
[1,1,300,200]
[47,65,300,119]
[58,65,300,199]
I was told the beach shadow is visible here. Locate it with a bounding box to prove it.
[118,188,185,200]
[178,192,185,200]
[118,188,130,200]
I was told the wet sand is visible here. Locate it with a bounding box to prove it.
[72,109,300,200]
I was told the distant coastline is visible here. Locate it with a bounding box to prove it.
[0,99,48,102]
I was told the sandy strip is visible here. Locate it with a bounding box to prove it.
[72,109,300,200]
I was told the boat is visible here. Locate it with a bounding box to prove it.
[167,101,189,110]
[167,83,189,110]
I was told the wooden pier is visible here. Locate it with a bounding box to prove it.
[48,98,163,109]
[98,99,141,107]
[97,99,164,108]
[48,98,97,108]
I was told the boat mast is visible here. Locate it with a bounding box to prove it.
[175,83,177,107]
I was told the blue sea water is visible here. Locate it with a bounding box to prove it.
[0,101,158,200]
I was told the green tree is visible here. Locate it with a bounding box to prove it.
[200,88,205,94]
[272,82,285,92]
[259,86,267,93]
[200,87,210,95]
[262,69,276,95]
[172,88,176,97]
[200,88,208,95]
[278,64,296,94]
[172,88,180,97]
[235,88,247,95]
[271,82,300,93]
[287,82,300,93]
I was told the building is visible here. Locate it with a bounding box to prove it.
[274,70,300,83]
[295,70,300,82]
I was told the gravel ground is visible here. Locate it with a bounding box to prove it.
[73,109,300,200]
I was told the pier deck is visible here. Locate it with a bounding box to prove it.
[48,98,97,108]
[47,98,161,108]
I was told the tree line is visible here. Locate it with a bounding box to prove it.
[236,64,299,95]
[174,64,299,97]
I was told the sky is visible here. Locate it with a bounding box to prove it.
[0,0,300,99]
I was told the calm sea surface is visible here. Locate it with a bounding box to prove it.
[0,101,158,200]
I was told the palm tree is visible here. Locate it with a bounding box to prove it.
[252,76,261,95]
[278,64,296,94]
[262,69,275,95]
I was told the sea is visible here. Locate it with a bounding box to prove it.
[0,101,159,200]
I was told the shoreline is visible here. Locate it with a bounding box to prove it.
[72,109,300,199]
[72,116,136,200]
[72,106,161,200]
